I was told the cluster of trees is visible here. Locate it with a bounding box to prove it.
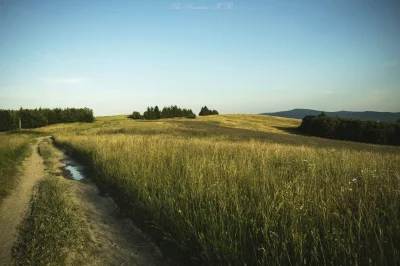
[199,106,219,116]
[0,108,94,132]
[298,112,400,146]
[129,105,196,120]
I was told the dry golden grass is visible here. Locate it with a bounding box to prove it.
[197,114,301,134]
[42,114,400,265]
[38,114,300,136]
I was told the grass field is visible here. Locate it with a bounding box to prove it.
[35,115,400,265]
[0,133,31,204]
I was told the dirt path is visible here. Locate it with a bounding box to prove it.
[0,138,46,266]
[50,140,166,266]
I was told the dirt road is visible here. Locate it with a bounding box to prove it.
[0,138,45,265]
[49,138,167,266]
[1,137,166,265]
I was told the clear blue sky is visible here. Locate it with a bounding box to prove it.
[0,0,399,116]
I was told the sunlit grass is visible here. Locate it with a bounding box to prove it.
[54,131,400,265]
[197,114,301,134]
[38,114,300,136]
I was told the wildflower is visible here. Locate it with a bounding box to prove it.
[352,178,357,183]
[299,205,303,211]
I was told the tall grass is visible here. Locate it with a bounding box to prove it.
[55,133,400,265]
[0,134,30,203]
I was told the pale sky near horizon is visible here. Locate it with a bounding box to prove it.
[0,0,399,116]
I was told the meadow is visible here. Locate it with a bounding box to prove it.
[0,133,31,204]
[36,115,400,265]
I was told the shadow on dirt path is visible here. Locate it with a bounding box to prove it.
[0,137,46,266]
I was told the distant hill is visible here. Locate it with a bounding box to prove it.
[261,109,400,122]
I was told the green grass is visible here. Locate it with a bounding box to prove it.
[0,134,31,204]
[13,139,87,266]
[48,115,400,265]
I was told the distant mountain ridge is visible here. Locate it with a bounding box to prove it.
[262,109,400,122]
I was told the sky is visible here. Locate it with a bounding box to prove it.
[0,0,399,116]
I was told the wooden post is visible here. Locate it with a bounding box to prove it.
[19,118,21,131]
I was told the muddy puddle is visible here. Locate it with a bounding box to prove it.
[61,158,86,181]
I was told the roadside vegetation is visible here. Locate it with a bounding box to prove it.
[13,139,87,266]
[0,134,31,204]
[41,114,400,265]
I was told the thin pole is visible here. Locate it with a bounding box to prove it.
[19,118,21,130]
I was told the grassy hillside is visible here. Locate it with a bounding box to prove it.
[35,114,400,265]
[196,114,301,134]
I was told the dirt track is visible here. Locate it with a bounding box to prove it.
[49,143,165,266]
[0,138,45,265]
[0,137,166,265]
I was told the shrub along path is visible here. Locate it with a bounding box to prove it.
[0,137,46,265]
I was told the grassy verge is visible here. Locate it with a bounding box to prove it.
[13,139,87,266]
[54,133,400,265]
[0,134,31,204]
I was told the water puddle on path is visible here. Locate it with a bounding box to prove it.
[61,158,86,181]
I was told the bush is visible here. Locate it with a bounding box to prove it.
[186,114,196,119]
[128,111,142,120]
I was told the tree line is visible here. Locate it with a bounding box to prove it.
[129,105,221,120]
[199,106,219,116]
[129,105,197,120]
[298,112,400,146]
[0,108,94,132]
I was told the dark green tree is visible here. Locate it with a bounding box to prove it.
[199,106,218,116]
[154,106,161,119]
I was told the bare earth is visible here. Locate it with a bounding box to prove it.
[51,139,166,266]
[0,138,45,266]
